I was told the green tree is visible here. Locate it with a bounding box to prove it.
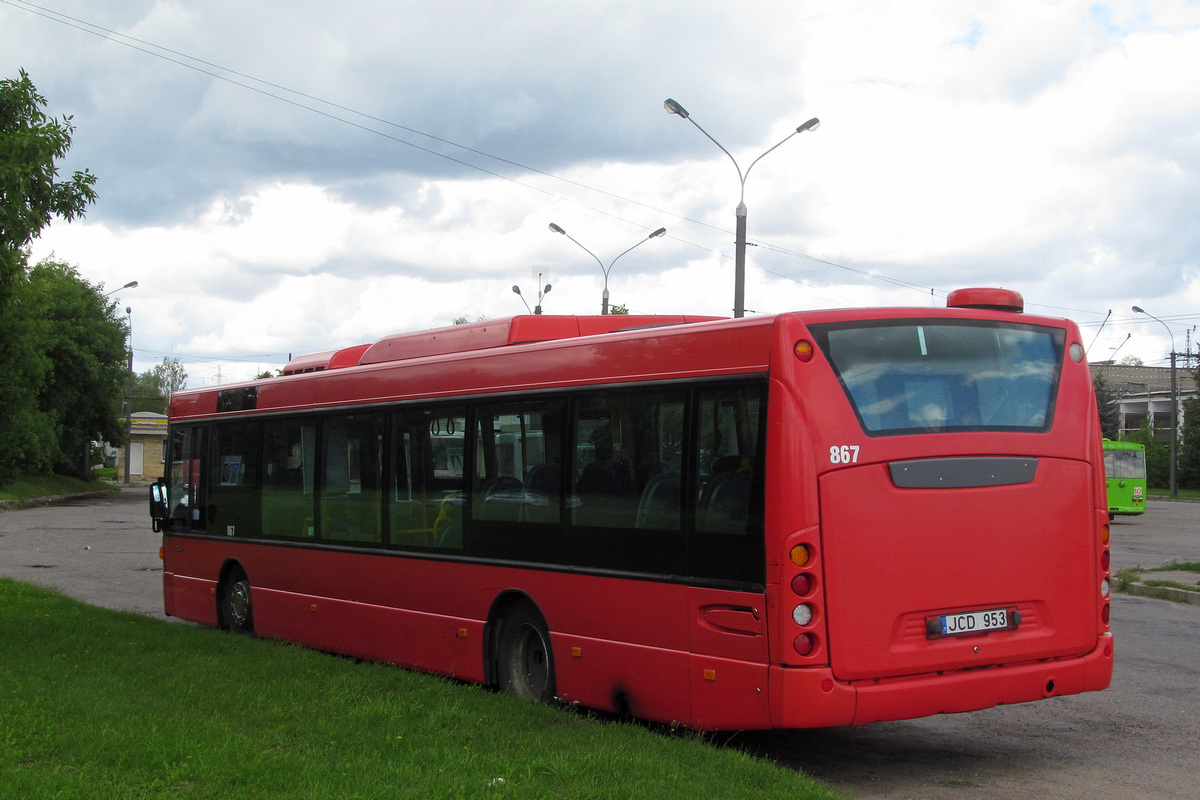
[0,69,97,298]
[0,265,54,481]
[1092,370,1120,440]
[1129,420,1170,490]
[130,359,188,415]
[0,70,99,483]
[21,258,127,476]
[131,370,166,415]
[1176,366,1200,491]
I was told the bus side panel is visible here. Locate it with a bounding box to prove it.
[685,586,771,729]
[552,633,691,723]
[536,574,692,724]
[163,536,712,726]
[162,569,218,626]
[255,587,487,683]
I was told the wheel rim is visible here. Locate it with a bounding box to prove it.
[508,622,551,701]
[229,580,251,628]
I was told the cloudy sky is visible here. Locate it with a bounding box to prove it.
[4,0,1199,385]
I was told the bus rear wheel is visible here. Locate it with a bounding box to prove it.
[496,602,556,703]
[220,568,254,636]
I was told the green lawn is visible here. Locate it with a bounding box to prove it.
[0,473,118,507]
[0,579,846,800]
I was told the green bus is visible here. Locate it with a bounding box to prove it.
[1102,439,1147,517]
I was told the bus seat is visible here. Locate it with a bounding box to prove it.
[698,471,750,534]
[478,475,524,522]
[522,463,560,523]
[635,473,681,530]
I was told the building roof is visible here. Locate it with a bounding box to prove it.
[1090,363,1197,396]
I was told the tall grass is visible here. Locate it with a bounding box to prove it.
[0,579,844,800]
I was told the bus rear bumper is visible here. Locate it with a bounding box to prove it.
[771,633,1114,729]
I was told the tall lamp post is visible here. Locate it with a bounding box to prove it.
[548,223,667,314]
[123,306,134,484]
[664,98,818,318]
[93,281,136,475]
[1132,305,1177,498]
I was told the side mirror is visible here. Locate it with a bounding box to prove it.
[149,480,168,532]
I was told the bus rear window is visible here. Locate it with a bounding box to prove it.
[811,320,1065,435]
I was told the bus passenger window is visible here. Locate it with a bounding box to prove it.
[473,402,563,526]
[691,384,766,586]
[390,407,467,550]
[321,413,384,546]
[261,420,316,539]
[569,391,686,575]
[208,421,260,537]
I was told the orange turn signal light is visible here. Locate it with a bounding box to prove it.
[790,544,811,568]
[794,340,814,362]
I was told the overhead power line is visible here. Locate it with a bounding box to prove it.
[2,0,957,305]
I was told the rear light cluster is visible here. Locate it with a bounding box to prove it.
[789,543,821,657]
[1099,522,1112,626]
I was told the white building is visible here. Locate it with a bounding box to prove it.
[1090,363,1197,440]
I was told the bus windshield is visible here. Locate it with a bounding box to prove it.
[1105,447,1146,479]
[812,320,1066,435]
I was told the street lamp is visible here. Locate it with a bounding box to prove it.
[1132,305,1177,497]
[104,279,139,297]
[664,98,819,318]
[123,306,134,485]
[548,223,667,314]
[513,274,552,315]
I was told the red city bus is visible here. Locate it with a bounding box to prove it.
[150,289,1113,729]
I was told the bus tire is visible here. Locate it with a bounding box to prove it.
[220,567,255,636]
[496,601,556,703]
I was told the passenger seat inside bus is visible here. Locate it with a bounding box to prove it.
[635,472,681,530]
[698,458,751,534]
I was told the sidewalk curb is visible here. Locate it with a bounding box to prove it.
[1119,582,1200,606]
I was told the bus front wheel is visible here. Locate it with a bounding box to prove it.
[496,602,556,703]
[220,568,254,636]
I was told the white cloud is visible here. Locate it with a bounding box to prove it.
[6,0,1200,382]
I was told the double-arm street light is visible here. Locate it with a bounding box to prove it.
[664,98,819,318]
[512,273,552,315]
[548,223,667,314]
[1132,305,1177,497]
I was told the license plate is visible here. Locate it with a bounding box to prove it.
[927,607,1018,638]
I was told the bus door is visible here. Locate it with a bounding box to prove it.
[165,425,208,531]
[686,384,771,728]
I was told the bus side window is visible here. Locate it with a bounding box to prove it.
[321,413,384,546]
[691,384,766,585]
[261,419,316,539]
[572,397,637,528]
[208,421,260,537]
[472,402,562,525]
[568,390,686,575]
[391,407,467,550]
[166,426,208,531]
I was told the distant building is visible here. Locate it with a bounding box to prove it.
[113,412,168,482]
[1090,363,1197,439]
